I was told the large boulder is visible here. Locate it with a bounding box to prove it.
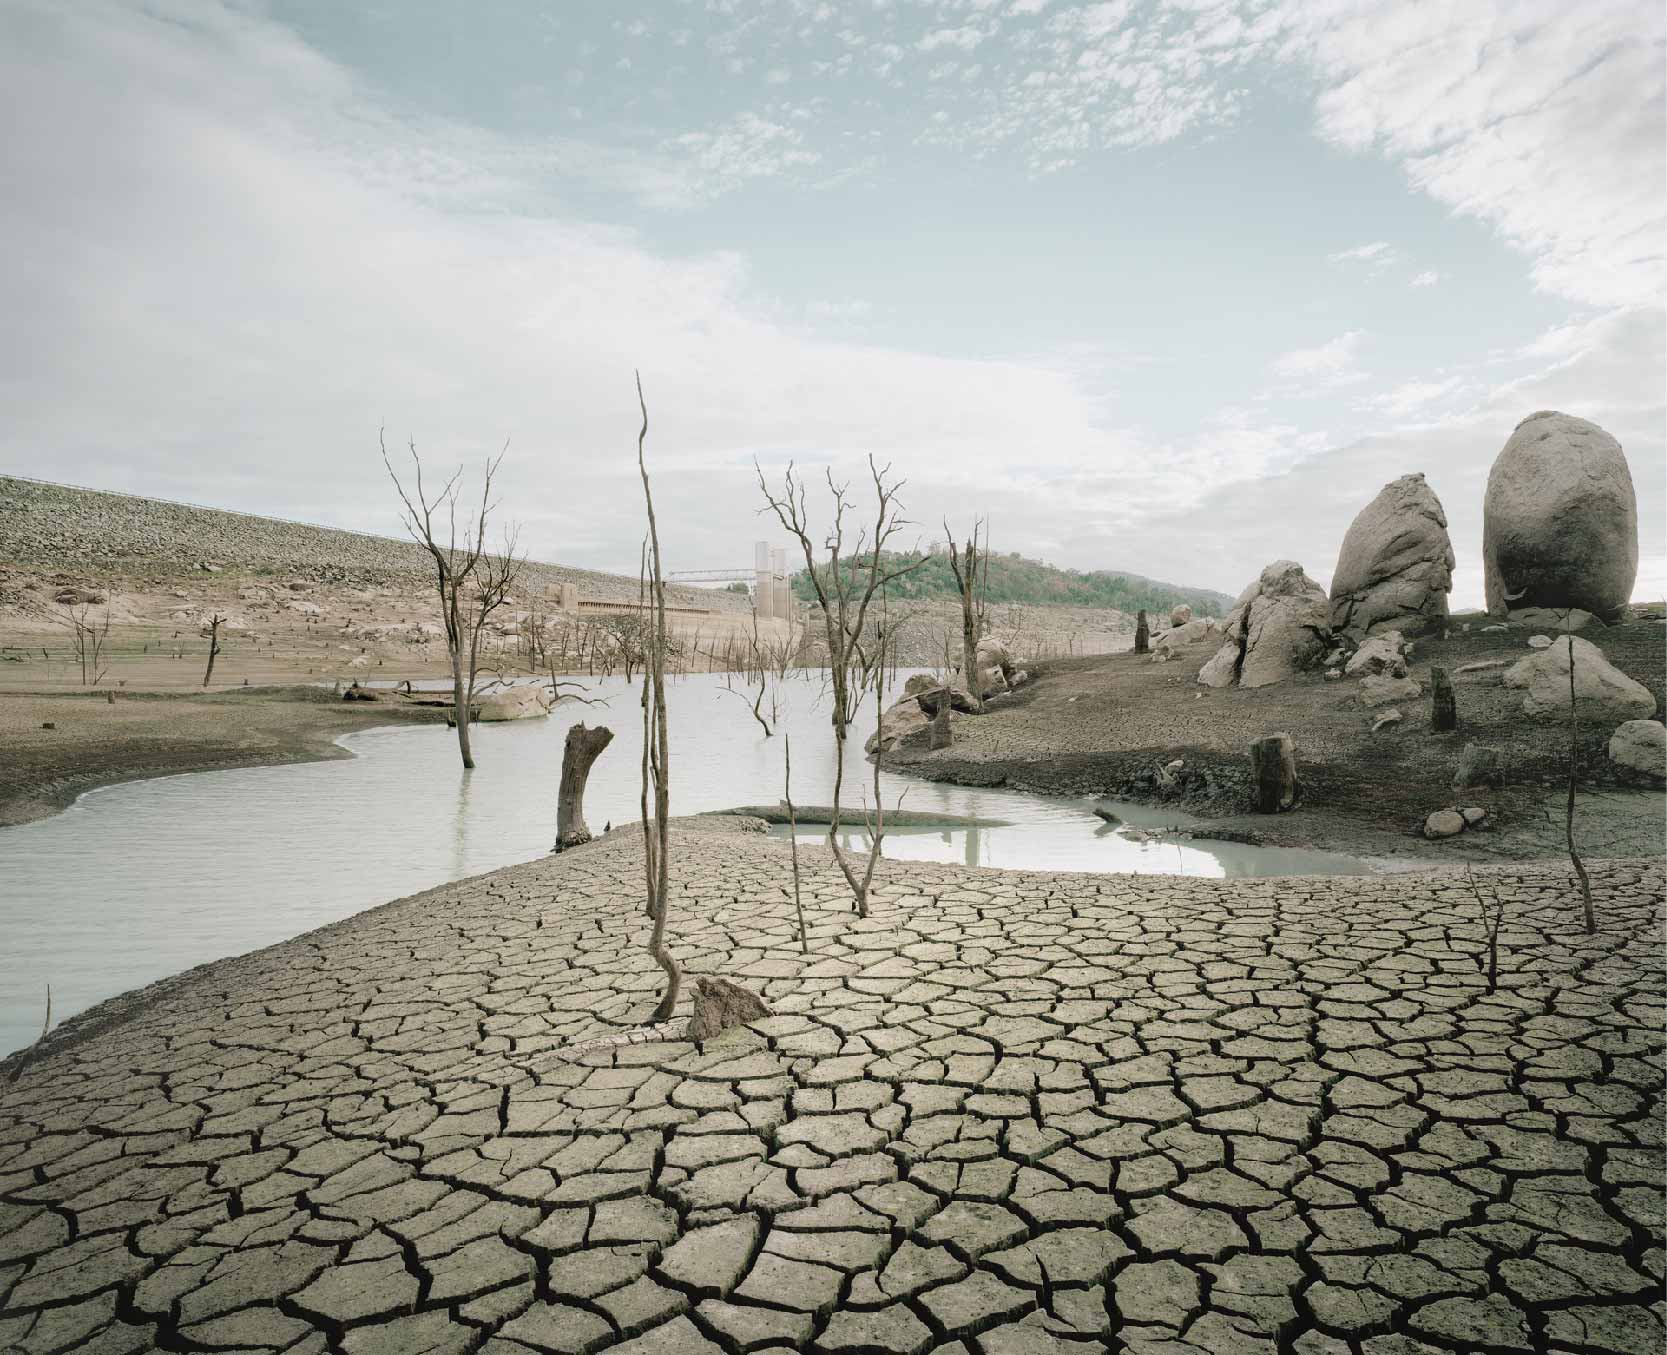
[1500,636,1656,722]
[1169,604,1193,627]
[1198,561,1332,689]
[1483,411,1638,621]
[474,684,554,722]
[1608,720,1665,783]
[1329,473,1455,639]
[1153,616,1219,657]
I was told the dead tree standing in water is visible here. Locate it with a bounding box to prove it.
[945,518,986,713]
[636,376,680,1021]
[201,613,225,687]
[382,432,524,769]
[756,456,926,916]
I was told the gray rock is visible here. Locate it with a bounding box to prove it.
[1483,411,1638,621]
[1169,604,1193,627]
[1198,561,1332,689]
[1423,809,1466,839]
[1527,635,1552,650]
[1370,708,1403,733]
[1330,473,1455,639]
[1608,720,1666,783]
[1359,675,1421,708]
[686,977,769,1042]
[1461,807,1489,827]
[473,685,552,722]
[1344,631,1408,678]
[1501,636,1657,722]
[1509,605,1597,631]
[1452,743,1503,791]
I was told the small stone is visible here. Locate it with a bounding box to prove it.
[686,977,769,1042]
[1461,807,1488,827]
[1423,809,1466,840]
[1371,708,1402,733]
[1527,634,1552,649]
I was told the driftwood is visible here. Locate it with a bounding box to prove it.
[555,723,614,851]
[1249,733,1299,813]
[1134,610,1150,654]
[1430,666,1457,732]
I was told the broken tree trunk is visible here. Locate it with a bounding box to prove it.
[1134,610,1150,654]
[555,723,614,852]
[1249,733,1299,813]
[929,700,952,750]
[1430,666,1457,732]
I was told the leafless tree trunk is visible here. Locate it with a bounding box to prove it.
[1563,616,1595,933]
[756,456,926,916]
[945,519,985,713]
[784,734,807,954]
[202,613,224,687]
[381,431,523,770]
[556,723,614,852]
[1467,868,1505,995]
[55,603,112,686]
[636,376,681,1022]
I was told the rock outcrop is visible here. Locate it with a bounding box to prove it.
[1501,636,1656,722]
[1329,474,1455,639]
[1483,411,1639,621]
[1198,561,1332,689]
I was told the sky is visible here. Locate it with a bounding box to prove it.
[0,0,1662,606]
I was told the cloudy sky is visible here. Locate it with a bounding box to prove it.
[1,0,1662,605]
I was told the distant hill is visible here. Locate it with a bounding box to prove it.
[790,549,1233,617]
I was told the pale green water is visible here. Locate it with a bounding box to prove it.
[0,672,1372,1054]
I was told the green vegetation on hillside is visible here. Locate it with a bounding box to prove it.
[790,549,1229,617]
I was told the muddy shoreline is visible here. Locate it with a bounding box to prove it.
[0,685,448,827]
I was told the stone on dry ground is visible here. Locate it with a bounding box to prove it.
[0,832,1661,1354]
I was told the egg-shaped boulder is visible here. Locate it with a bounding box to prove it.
[1483,411,1638,621]
[1329,473,1455,639]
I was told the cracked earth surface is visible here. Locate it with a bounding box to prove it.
[1,832,1662,1355]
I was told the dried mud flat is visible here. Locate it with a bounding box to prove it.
[1,829,1661,1354]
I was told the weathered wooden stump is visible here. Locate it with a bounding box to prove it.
[1430,666,1457,731]
[1249,732,1299,812]
[555,723,614,851]
[929,701,952,750]
[1134,610,1150,654]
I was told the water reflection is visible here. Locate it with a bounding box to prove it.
[0,671,1371,1054]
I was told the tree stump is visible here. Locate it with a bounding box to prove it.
[1249,733,1299,812]
[1134,610,1150,654]
[929,701,952,750]
[1430,666,1457,731]
[555,723,614,851]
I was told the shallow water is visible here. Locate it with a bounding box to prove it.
[0,671,1371,1054]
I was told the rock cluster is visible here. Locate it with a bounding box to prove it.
[1423,805,1490,839]
[1330,473,1455,639]
[1198,561,1332,689]
[1483,411,1639,621]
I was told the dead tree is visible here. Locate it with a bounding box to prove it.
[945,518,986,713]
[556,724,614,852]
[1134,610,1150,654]
[201,614,224,687]
[784,734,807,954]
[1467,867,1505,995]
[757,456,926,915]
[382,432,525,769]
[636,376,680,1021]
[1563,619,1595,933]
[55,603,111,686]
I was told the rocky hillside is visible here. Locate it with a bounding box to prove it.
[0,476,745,614]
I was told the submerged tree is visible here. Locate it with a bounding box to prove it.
[382,432,525,769]
[944,518,987,713]
[636,376,680,1021]
[756,456,926,915]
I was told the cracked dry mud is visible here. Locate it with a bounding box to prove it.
[1,832,1662,1355]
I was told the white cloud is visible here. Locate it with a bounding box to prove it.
[917,26,988,52]
[667,112,820,197]
[1327,241,1397,269]
[1268,331,1369,389]
[1410,269,1440,287]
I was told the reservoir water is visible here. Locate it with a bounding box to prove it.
[0,671,1373,1054]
